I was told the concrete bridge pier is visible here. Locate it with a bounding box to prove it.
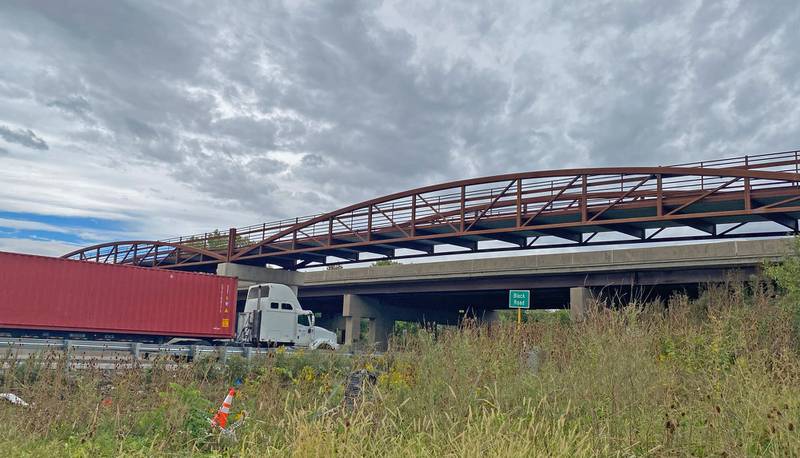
[570,287,591,322]
[342,293,461,349]
[480,309,502,324]
[343,294,393,348]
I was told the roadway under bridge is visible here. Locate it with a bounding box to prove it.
[216,238,793,348]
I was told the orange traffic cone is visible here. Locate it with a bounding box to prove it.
[210,388,235,429]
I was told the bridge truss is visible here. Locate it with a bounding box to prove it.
[64,150,800,271]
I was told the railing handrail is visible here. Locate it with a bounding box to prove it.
[161,150,800,246]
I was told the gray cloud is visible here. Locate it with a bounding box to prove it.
[302,154,325,167]
[1,0,800,241]
[0,125,48,150]
[46,95,91,120]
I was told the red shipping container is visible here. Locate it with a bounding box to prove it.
[0,251,237,339]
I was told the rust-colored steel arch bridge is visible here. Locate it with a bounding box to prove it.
[64,150,800,271]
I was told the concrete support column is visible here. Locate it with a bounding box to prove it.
[365,318,377,344]
[570,286,591,322]
[370,317,394,347]
[315,315,346,344]
[340,293,464,348]
[344,315,362,346]
[342,294,396,349]
[481,310,501,324]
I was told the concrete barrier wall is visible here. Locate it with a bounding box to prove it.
[301,238,793,286]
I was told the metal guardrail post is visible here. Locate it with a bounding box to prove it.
[63,339,71,372]
[220,346,228,363]
[244,346,253,360]
[191,345,200,360]
[131,342,141,359]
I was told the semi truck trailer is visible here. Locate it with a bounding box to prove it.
[0,251,338,350]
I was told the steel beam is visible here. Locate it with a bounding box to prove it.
[314,249,360,262]
[433,237,478,251]
[599,224,645,239]
[485,232,527,247]
[680,219,716,235]
[533,228,583,242]
[761,213,798,231]
[332,238,395,257]
[470,224,527,246]
[415,229,478,251]
[369,234,435,254]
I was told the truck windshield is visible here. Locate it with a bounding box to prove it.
[297,314,311,327]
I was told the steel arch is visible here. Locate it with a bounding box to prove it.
[63,150,800,270]
[62,240,227,269]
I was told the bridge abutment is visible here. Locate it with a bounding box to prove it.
[216,263,305,294]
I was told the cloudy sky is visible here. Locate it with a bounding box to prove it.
[1,0,799,257]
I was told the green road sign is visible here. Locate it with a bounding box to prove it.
[508,290,530,309]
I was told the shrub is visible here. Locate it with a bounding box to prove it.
[765,236,800,340]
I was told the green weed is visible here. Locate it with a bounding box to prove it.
[2,277,800,455]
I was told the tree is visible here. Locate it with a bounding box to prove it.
[183,229,251,251]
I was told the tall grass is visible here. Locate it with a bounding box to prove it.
[1,280,800,456]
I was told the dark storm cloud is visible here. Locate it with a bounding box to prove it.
[0,125,48,150]
[1,0,800,231]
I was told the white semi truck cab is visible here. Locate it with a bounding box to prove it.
[237,283,339,350]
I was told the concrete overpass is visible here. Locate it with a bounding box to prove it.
[217,237,793,347]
